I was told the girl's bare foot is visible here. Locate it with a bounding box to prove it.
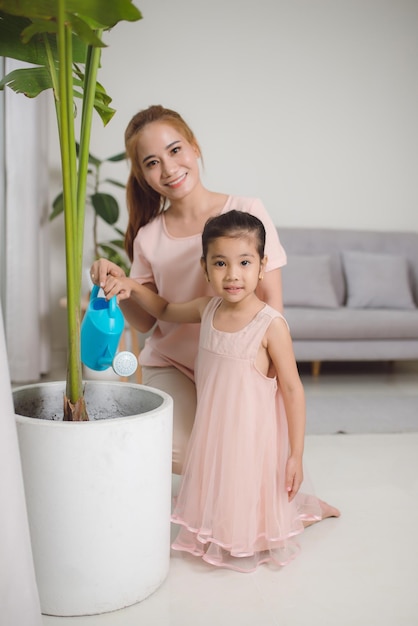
[304,499,341,527]
[319,498,341,519]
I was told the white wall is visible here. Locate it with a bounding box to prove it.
[84,0,418,231]
[47,0,418,354]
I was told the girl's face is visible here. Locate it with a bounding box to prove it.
[136,121,201,199]
[202,234,267,304]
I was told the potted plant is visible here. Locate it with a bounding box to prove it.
[0,1,173,616]
[0,0,137,420]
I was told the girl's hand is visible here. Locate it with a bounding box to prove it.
[285,455,303,501]
[90,258,125,288]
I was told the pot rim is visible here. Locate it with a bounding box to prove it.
[13,380,173,426]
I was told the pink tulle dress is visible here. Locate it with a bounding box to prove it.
[171,298,322,572]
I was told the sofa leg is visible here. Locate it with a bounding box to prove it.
[311,361,321,377]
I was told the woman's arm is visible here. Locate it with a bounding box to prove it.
[256,268,283,313]
[103,275,208,324]
[265,317,305,500]
[247,198,285,313]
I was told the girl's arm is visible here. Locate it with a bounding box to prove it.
[103,275,209,324]
[265,317,305,501]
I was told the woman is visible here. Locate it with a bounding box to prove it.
[91,104,287,474]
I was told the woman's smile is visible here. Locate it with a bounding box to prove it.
[166,173,187,189]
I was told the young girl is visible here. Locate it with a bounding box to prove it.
[91,104,287,475]
[103,210,340,573]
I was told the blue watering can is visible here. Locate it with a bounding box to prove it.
[80,285,138,377]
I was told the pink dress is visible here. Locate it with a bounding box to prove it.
[129,195,287,380]
[171,298,322,572]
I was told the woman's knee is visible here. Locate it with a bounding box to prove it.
[142,367,196,474]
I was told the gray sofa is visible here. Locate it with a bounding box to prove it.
[277,227,418,374]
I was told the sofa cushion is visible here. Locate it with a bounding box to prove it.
[282,255,340,308]
[342,251,416,310]
[284,307,418,340]
[277,227,418,305]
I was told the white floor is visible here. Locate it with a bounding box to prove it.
[41,361,418,626]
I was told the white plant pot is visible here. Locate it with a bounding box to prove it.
[13,381,173,617]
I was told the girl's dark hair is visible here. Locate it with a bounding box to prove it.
[124,105,201,261]
[201,210,266,260]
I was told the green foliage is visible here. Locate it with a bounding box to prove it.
[51,147,130,276]
[0,10,121,123]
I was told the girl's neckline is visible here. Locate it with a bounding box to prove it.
[161,195,231,240]
[211,298,268,335]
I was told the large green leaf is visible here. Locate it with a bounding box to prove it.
[0,0,58,20]
[0,0,142,29]
[0,14,51,64]
[19,15,103,48]
[0,1,142,68]
[91,192,119,224]
[64,14,106,47]
[73,69,111,107]
[72,86,116,124]
[71,0,143,29]
[0,66,116,117]
[20,18,59,42]
[72,69,116,125]
[0,66,51,97]
[0,1,63,20]
[0,12,87,64]
[92,80,113,106]
[92,93,116,125]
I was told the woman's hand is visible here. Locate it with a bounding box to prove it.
[90,258,125,288]
[91,259,157,333]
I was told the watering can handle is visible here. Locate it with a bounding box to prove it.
[90,284,118,318]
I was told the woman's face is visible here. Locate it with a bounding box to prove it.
[136,121,201,200]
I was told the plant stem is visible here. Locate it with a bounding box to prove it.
[57,0,86,418]
[43,34,60,131]
[93,161,100,258]
[77,32,103,292]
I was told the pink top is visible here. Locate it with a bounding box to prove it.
[130,195,287,379]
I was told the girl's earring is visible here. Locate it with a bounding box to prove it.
[259,274,264,281]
